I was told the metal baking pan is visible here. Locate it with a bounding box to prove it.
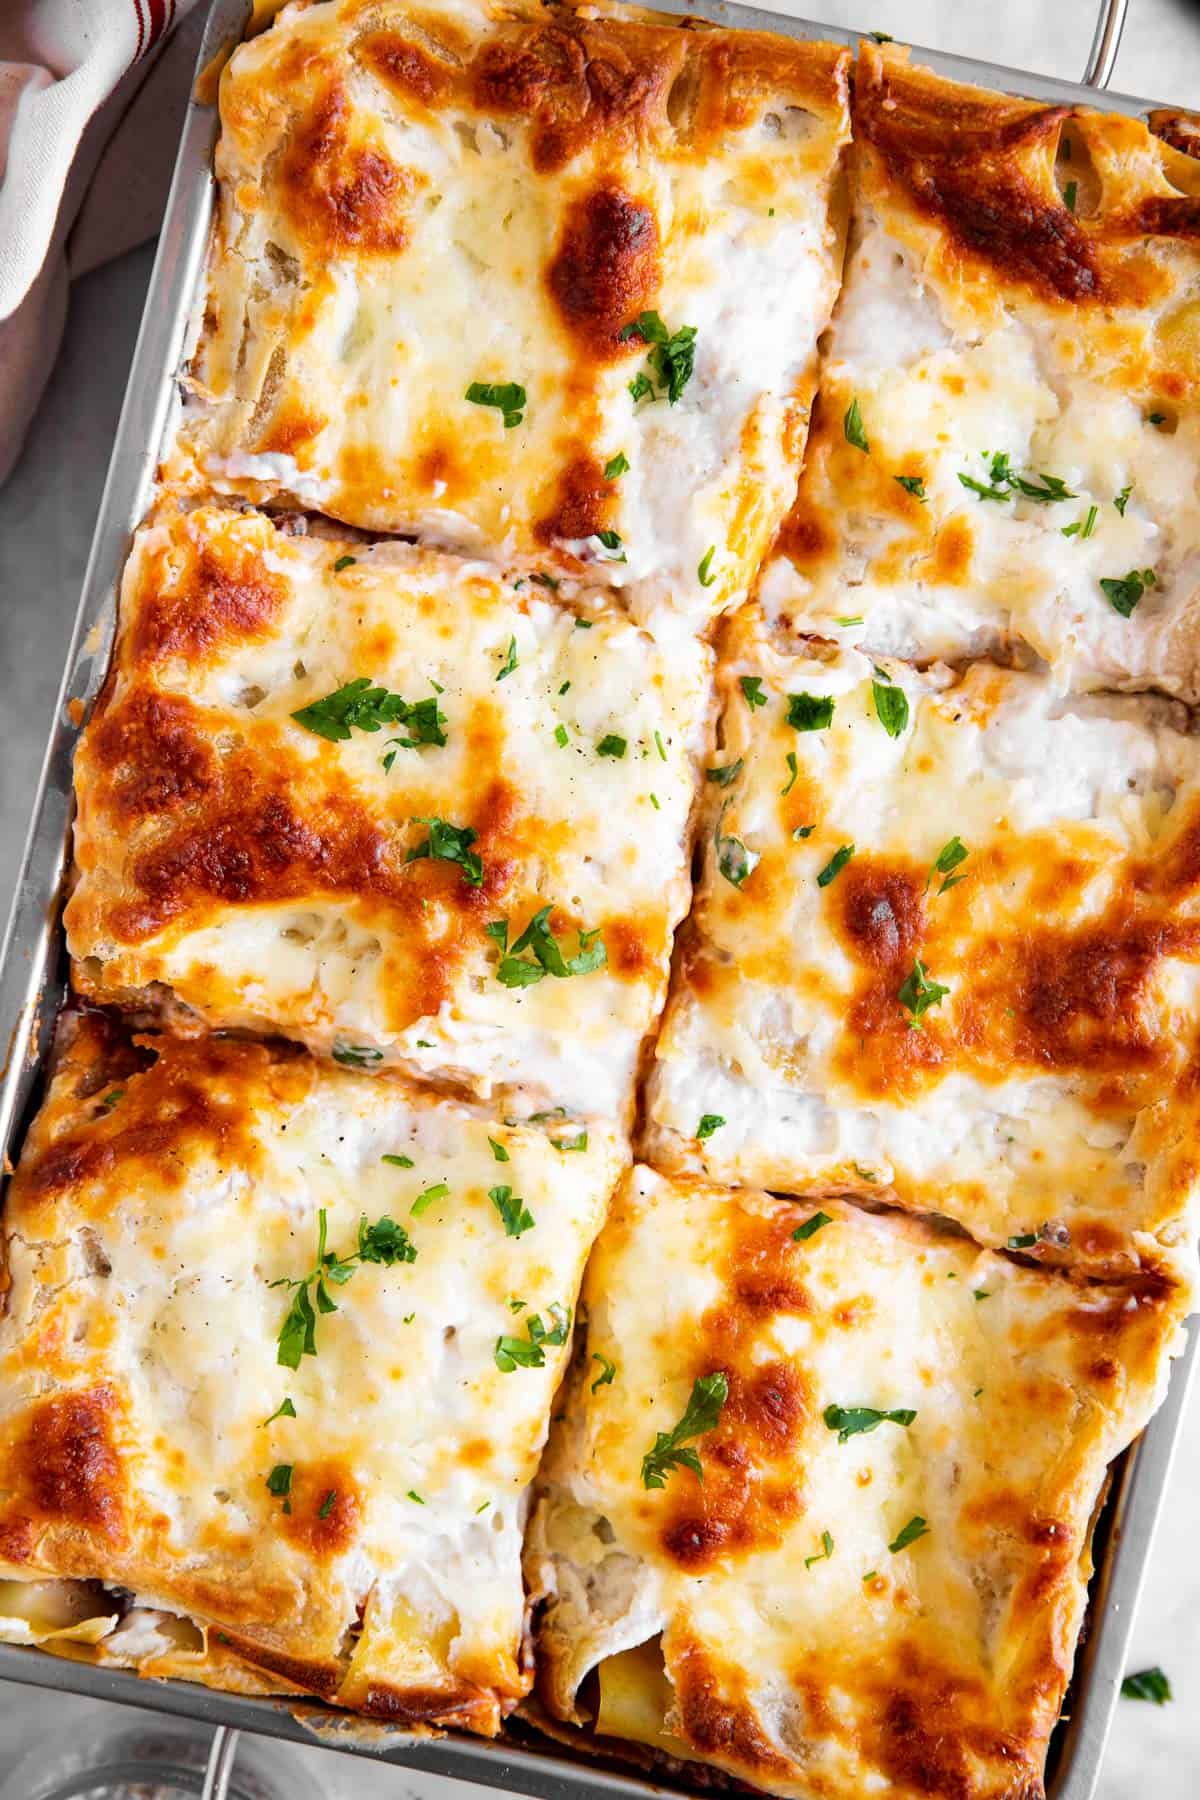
[0,0,1193,1795]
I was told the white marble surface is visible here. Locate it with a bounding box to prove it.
[0,0,1197,1793]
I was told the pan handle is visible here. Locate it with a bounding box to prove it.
[1082,0,1128,88]
[201,1726,240,1800]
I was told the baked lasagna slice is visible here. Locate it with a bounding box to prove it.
[759,41,1200,697]
[66,504,711,1123]
[528,1167,1185,1800]
[645,606,1200,1287]
[172,0,850,625]
[0,1013,624,1726]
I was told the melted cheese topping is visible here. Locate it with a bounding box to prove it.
[66,504,712,1122]
[646,607,1200,1288]
[528,1167,1185,1800]
[0,1015,624,1728]
[170,0,850,626]
[760,44,1200,697]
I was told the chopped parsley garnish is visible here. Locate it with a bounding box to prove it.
[318,1489,338,1519]
[792,1210,831,1242]
[494,1302,571,1372]
[740,674,767,711]
[650,792,661,809]
[597,734,627,758]
[1007,1231,1039,1249]
[1121,1667,1172,1705]
[554,724,569,747]
[655,730,668,762]
[407,1489,425,1505]
[332,1043,383,1068]
[488,1137,509,1163]
[1100,567,1157,617]
[604,451,630,480]
[696,1114,725,1140]
[697,546,718,588]
[824,1403,917,1444]
[834,615,864,627]
[591,1352,617,1393]
[382,1153,414,1168]
[958,471,1010,503]
[273,1207,416,1369]
[894,475,927,501]
[332,554,356,573]
[261,1398,297,1427]
[266,1463,293,1498]
[1064,179,1078,212]
[410,1181,449,1218]
[869,28,893,40]
[534,572,560,592]
[898,958,950,1027]
[406,817,484,887]
[596,529,626,561]
[888,1514,929,1553]
[973,1288,990,1301]
[781,751,798,796]
[490,905,606,987]
[1148,411,1167,427]
[1114,484,1133,516]
[620,311,698,405]
[805,1529,834,1569]
[959,451,1075,507]
[927,836,969,895]
[292,678,446,749]
[793,824,815,840]
[641,1372,728,1489]
[466,380,526,428]
[817,843,855,888]
[489,1184,535,1238]
[844,396,870,454]
[786,692,835,732]
[1062,504,1099,540]
[872,674,909,738]
[707,759,744,787]
[98,1089,124,1112]
[496,636,519,681]
[715,809,759,890]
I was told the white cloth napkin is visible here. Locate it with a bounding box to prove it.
[0,0,205,488]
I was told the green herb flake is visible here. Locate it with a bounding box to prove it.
[597,734,627,759]
[407,1489,426,1505]
[318,1489,338,1520]
[649,793,660,810]
[781,751,799,796]
[261,1398,297,1427]
[591,1352,617,1393]
[619,311,698,405]
[1064,179,1078,212]
[1121,1668,1172,1705]
[1148,411,1167,427]
[489,1184,535,1238]
[816,843,855,888]
[715,815,759,891]
[266,1463,293,1498]
[927,835,969,896]
[834,615,864,627]
[292,678,446,749]
[496,636,519,681]
[487,1138,509,1163]
[333,554,357,573]
[793,824,815,840]
[98,1089,125,1112]
[697,546,718,588]
[604,451,630,480]
[786,692,835,732]
[888,1515,929,1554]
[332,1042,383,1069]
[792,1210,831,1243]
[844,396,870,454]
[894,475,926,501]
[1007,1231,1039,1249]
[696,1114,725,1141]
[872,675,909,738]
[494,905,606,988]
[1114,484,1132,516]
[406,816,484,887]
[554,723,569,747]
[494,1302,571,1372]
[707,759,744,788]
[411,1182,449,1218]
[654,730,668,763]
[740,674,767,711]
[823,1403,917,1444]
[641,1372,729,1490]
[805,1529,834,1570]
[273,1207,416,1368]
[973,1288,990,1301]
[1100,567,1157,617]
[596,529,625,561]
[382,1153,414,1169]
[466,380,526,429]
[898,959,950,1027]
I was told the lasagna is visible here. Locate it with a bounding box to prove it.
[759,42,1200,698]
[172,0,850,624]
[66,503,712,1123]
[645,606,1200,1288]
[0,1012,624,1727]
[528,1166,1186,1800]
